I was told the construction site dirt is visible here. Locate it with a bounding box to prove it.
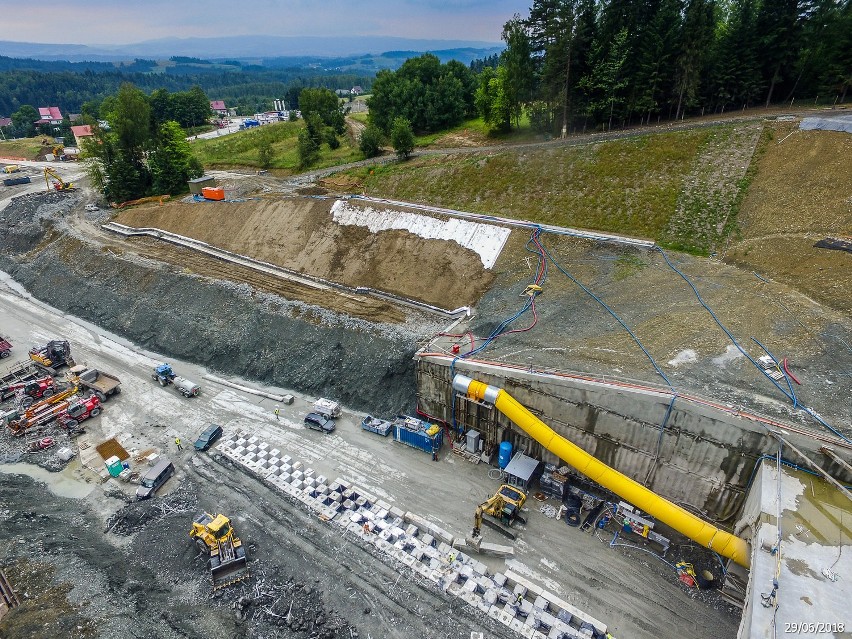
[0,138,848,639]
[0,267,740,639]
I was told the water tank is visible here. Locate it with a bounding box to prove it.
[498,441,513,469]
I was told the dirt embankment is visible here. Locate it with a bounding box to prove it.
[0,192,442,415]
[724,124,852,313]
[114,197,495,309]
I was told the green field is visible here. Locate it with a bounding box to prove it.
[350,128,717,242]
[192,120,361,172]
[0,138,50,161]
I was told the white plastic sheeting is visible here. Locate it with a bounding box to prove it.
[331,200,510,269]
[799,114,852,133]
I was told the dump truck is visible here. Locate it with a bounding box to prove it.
[0,336,11,358]
[467,484,528,551]
[29,340,74,374]
[189,512,249,590]
[68,365,121,402]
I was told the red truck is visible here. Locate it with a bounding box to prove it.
[0,337,11,359]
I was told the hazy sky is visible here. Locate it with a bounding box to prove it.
[0,0,529,44]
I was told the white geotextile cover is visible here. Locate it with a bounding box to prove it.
[331,200,510,269]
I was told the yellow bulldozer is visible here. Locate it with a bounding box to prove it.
[189,512,249,589]
[468,484,528,551]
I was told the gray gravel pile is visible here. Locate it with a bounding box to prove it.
[104,484,198,535]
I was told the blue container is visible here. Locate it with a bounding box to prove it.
[498,441,513,469]
[393,416,443,454]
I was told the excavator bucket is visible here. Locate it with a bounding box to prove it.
[210,543,249,590]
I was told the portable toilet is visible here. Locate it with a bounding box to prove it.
[498,441,513,469]
[105,455,124,478]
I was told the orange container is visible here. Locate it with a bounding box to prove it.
[201,187,225,201]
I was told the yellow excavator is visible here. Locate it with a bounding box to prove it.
[468,484,527,551]
[189,512,249,589]
[44,167,74,192]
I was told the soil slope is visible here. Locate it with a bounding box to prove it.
[724,123,852,314]
[115,197,495,309]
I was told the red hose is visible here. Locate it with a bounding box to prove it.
[782,358,802,385]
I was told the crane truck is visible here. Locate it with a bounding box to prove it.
[189,512,249,589]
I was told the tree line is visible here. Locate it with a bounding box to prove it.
[82,83,203,203]
[367,0,849,137]
[488,0,851,134]
[0,63,371,122]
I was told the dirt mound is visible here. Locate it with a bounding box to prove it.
[0,193,442,415]
[724,124,852,313]
[115,196,495,308]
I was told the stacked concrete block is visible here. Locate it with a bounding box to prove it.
[221,435,608,639]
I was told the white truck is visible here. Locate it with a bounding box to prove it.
[313,398,341,418]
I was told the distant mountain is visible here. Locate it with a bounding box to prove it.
[0,35,503,62]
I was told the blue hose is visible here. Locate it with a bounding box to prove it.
[655,247,850,444]
[540,235,674,389]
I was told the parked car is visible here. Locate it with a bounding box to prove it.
[136,459,175,500]
[193,423,223,451]
[304,412,335,434]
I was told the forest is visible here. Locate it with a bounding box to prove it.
[482,0,851,134]
[366,0,849,136]
[0,57,371,121]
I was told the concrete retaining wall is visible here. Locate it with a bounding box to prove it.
[415,355,851,521]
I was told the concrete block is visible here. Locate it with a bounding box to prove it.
[292,460,303,470]
[520,599,534,616]
[510,619,527,633]
[462,579,479,593]
[304,467,315,478]
[405,523,419,537]
[258,442,269,450]
[315,474,327,485]
[437,541,451,555]
[447,582,464,597]
[376,499,391,511]
[401,554,416,567]
[488,605,502,620]
[292,470,304,481]
[462,591,480,607]
[471,560,488,576]
[389,506,404,519]
[375,508,389,521]
[355,496,367,509]
[269,448,280,456]
[247,436,259,444]
[329,482,341,493]
[514,584,528,599]
[493,572,507,587]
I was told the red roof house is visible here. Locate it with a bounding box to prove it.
[36,106,63,125]
[210,100,227,115]
[70,125,94,140]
